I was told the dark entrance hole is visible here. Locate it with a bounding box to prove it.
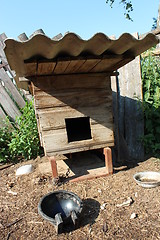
[65,117,92,143]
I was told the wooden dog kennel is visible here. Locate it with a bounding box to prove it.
[4,32,158,180]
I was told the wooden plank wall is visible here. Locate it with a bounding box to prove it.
[111,34,144,161]
[0,33,26,126]
[119,55,144,161]
[32,74,114,156]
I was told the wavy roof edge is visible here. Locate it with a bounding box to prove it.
[4,32,159,62]
[3,32,159,90]
[4,31,159,43]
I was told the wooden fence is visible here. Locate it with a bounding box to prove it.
[0,33,31,128]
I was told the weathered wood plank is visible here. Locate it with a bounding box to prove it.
[18,33,28,41]
[75,59,101,73]
[118,54,144,160]
[24,62,37,76]
[0,41,6,61]
[110,33,144,161]
[37,106,113,131]
[91,55,123,72]
[43,124,114,156]
[20,89,32,102]
[0,33,7,44]
[111,75,120,161]
[54,60,70,74]
[37,61,56,75]
[32,74,110,91]
[64,59,86,73]
[46,142,114,156]
[0,106,7,127]
[0,83,21,120]
[0,68,26,108]
[109,56,135,72]
[34,89,112,109]
[52,33,63,40]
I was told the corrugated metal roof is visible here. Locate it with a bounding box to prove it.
[4,31,159,89]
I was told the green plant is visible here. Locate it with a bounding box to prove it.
[106,0,133,20]
[0,118,12,163]
[141,50,160,155]
[9,101,42,160]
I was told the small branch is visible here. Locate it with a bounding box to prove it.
[6,218,23,228]
[6,231,13,240]
[0,164,13,171]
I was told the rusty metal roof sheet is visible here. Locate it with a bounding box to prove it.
[4,32,159,89]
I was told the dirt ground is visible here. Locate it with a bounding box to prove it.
[0,154,160,240]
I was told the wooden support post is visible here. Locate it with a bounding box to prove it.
[49,156,58,179]
[103,147,113,174]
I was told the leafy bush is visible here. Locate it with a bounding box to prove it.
[0,101,42,163]
[0,118,12,163]
[9,101,42,160]
[141,50,160,155]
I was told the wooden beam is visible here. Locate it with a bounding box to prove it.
[49,156,58,179]
[103,147,113,174]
